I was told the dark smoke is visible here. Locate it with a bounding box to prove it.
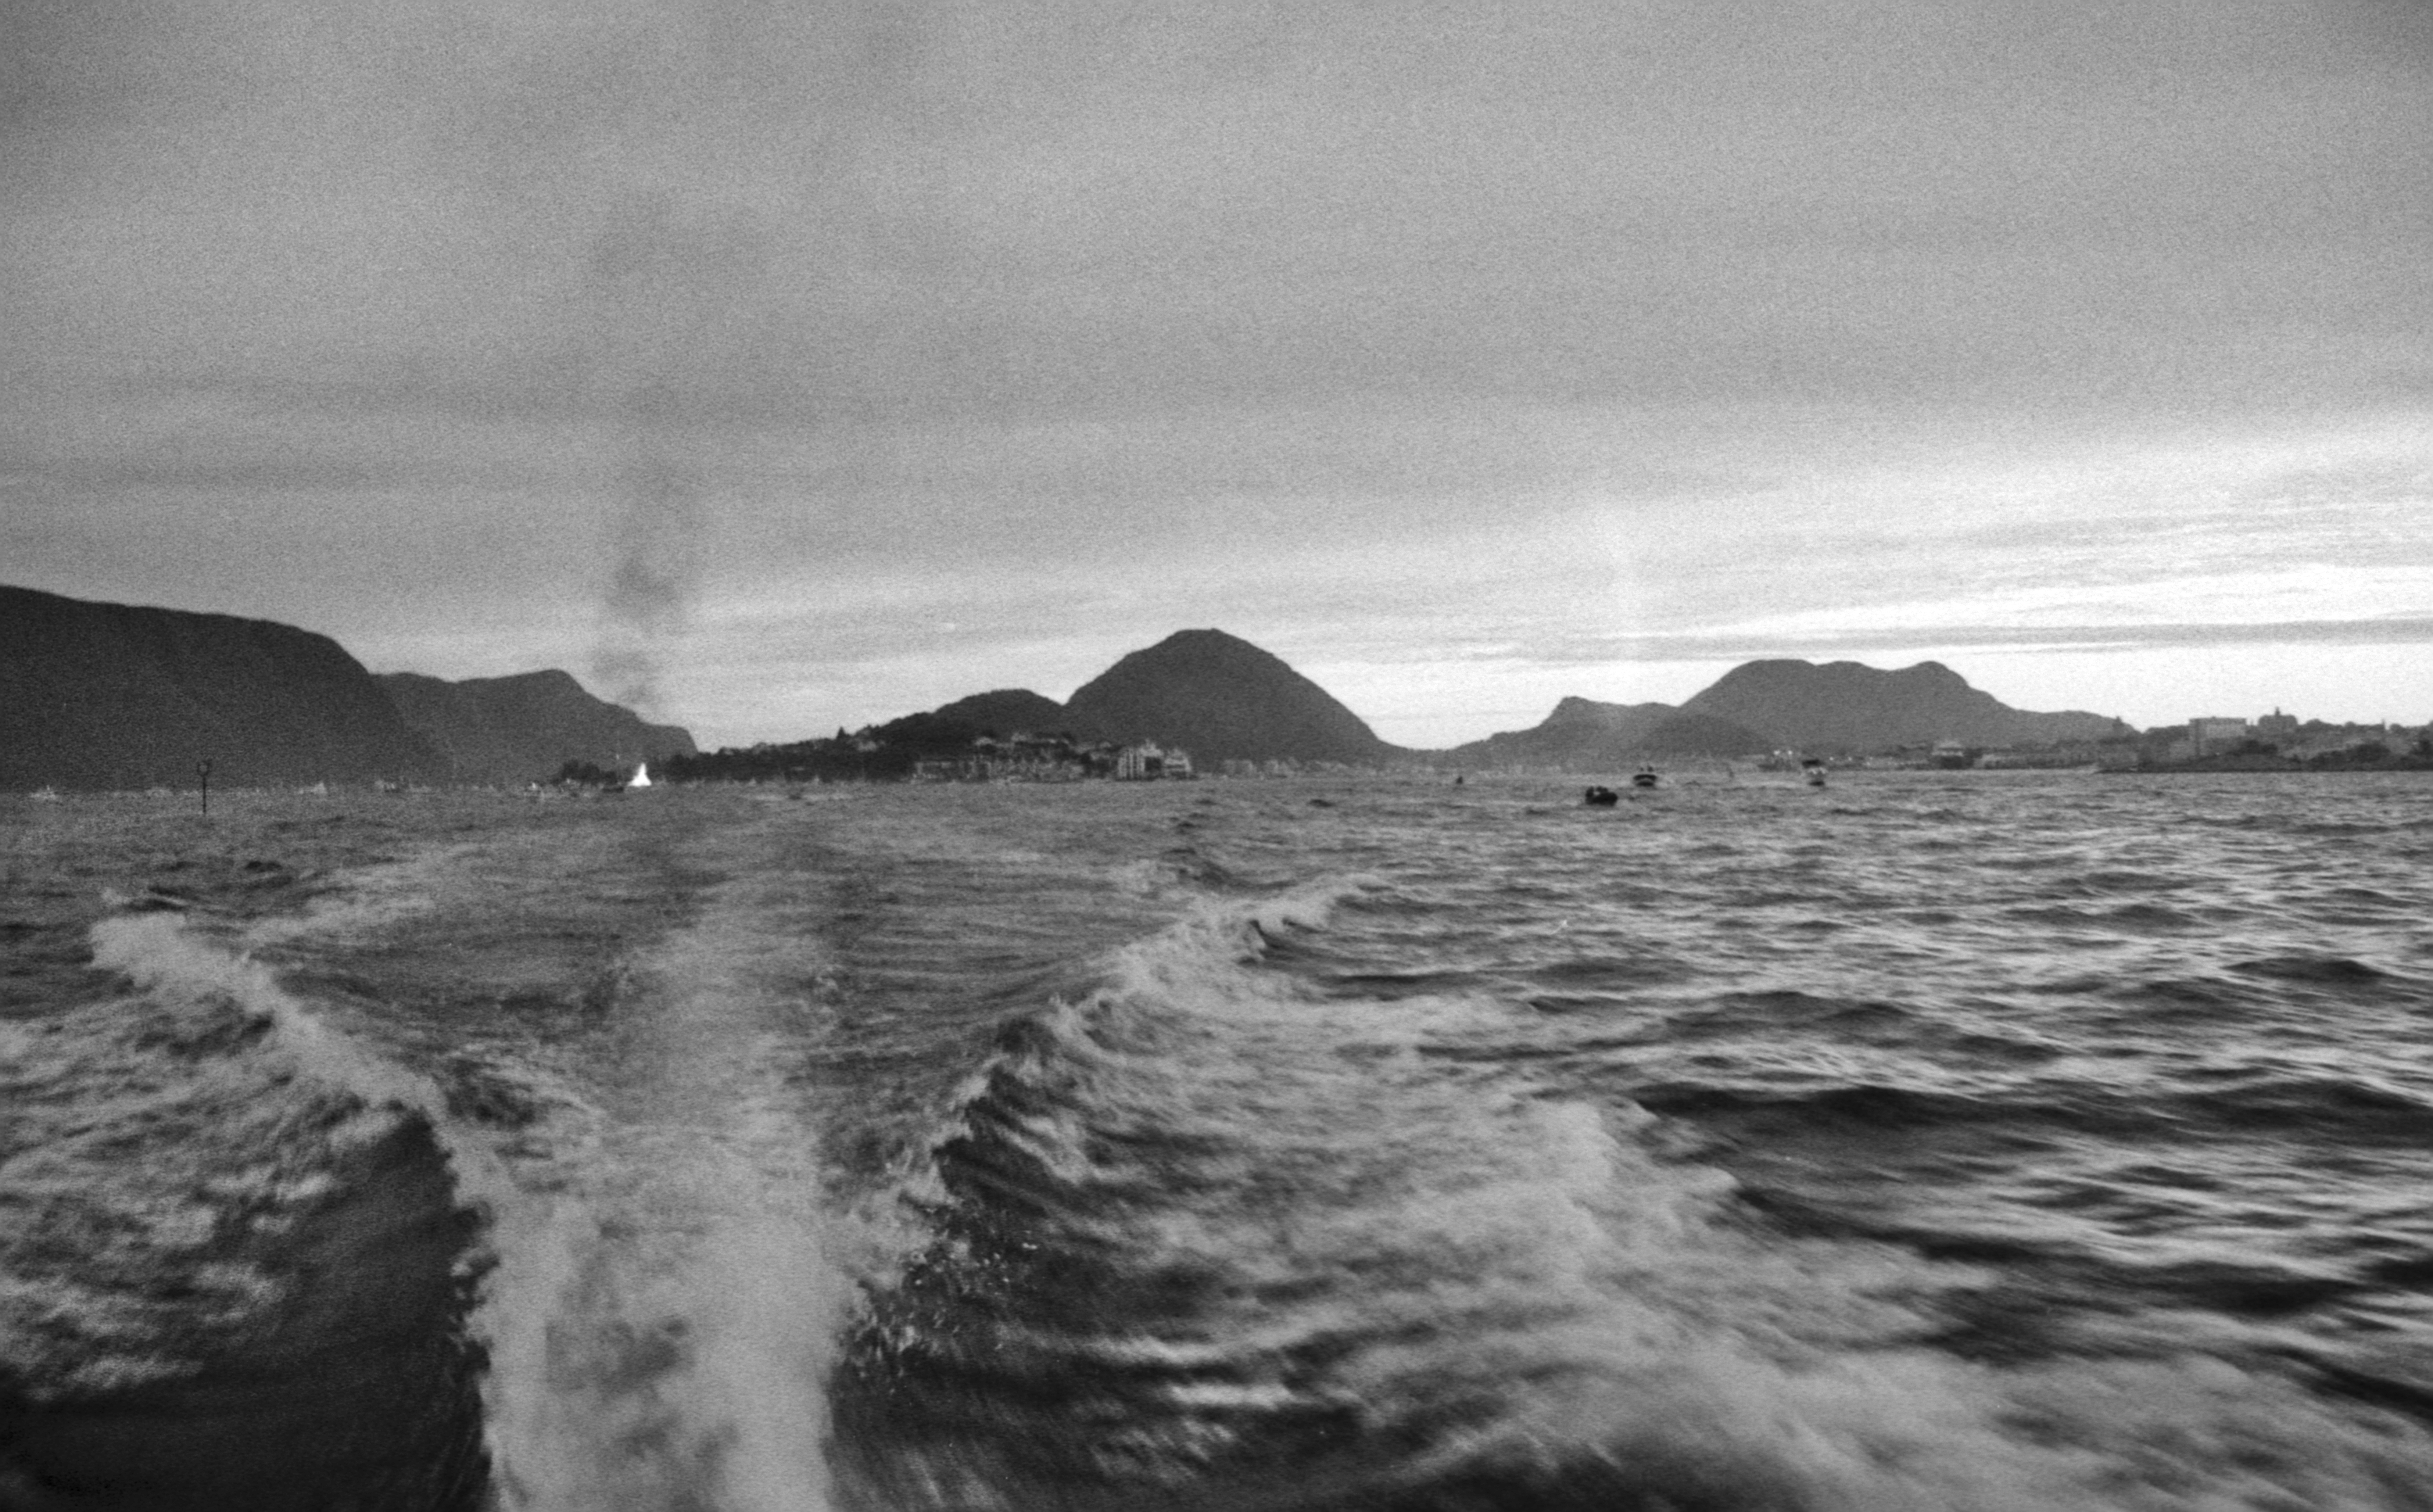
[581,193,766,717]
[593,438,704,716]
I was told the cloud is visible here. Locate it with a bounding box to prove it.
[1610,615,2433,663]
[5,0,2430,744]
[9,0,2429,421]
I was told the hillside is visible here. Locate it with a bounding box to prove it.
[1445,661,2123,767]
[1061,630,1398,765]
[0,585,445,791]
[377,670,697,786]
[1634,711,1776,756]
[1442,696,1679,770]
[1679,659,2128,751]
[928,689,1073,736]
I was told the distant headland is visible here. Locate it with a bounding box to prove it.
[662,631,2429,782]
[1,586,694,791]
[671,629,1395,784]
[3,585,2426,791]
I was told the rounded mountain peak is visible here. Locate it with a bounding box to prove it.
[1064,630,1392,765]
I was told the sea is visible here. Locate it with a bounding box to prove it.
[6,769,2433,1512]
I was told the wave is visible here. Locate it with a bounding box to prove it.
[830,880,2433,1509]
[1,911,491,1509]
[19,782,2433,1510]
[834,879,1725,1498]
[1636,1067,2433,1147]
[89,831,877,1512]
[2229,953,2399,986]
[6,885,857,1512]
[454,855,872,1512]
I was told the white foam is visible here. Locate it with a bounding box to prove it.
[911,876,2433,1508]
[91,913,444,1122]
[86,892,861,1512]
[77,909,845,1508]
[473,866,859,1512]
[1420,1337,2433,1511]
[242,842,472,946]
[33,911,521,1405]
[478,1183,849,1512]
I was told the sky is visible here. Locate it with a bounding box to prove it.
[5,0,2429,750]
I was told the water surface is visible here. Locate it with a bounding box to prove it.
[6,771,2433,1509]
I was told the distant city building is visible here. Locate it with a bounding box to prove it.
[2188,717,2249,756]
[2254,709,2300,741]
[1113,742,1194,780]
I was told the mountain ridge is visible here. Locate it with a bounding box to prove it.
[1442,658,2127,765]
[1437,696,1678,770]
[1062,629,1400,766]
[896,644,2129,768]
[377,670,697,786]
[927,689,1074,738]
[1679,659,2128,750]
[0,585,447,791]
[0,583,2148,789]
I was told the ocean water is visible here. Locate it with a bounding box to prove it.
[6,771,2433,1511]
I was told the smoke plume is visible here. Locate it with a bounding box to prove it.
[593,438,705,717]
[582,193,766,717]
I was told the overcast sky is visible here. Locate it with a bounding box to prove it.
[6,0,2428,748]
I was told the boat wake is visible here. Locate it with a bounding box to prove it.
[833,879,2433,1512]
[2,910,488,1509]
[467,865,861,1512]
[11,797,2433,1511]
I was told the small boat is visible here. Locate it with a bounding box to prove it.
[1630,767,1659,790]
[1584,785,1620,807]
[1801,757,1827,788]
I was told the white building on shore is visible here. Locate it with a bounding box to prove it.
[1113,742,1194,780]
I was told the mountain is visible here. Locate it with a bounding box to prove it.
[1679,659,2129,751]
[1440,696,1777,767]
[0,585,446,791]
[1441,696,1680,770]
[1441,660,2122,767]
[928,689,1073,736]
[1633,711,1776,756]
[377,670,696,785]
[1061,630,1398,765]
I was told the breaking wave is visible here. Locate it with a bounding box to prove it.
[14,777,2433,1510]
[834,883,2433,1510]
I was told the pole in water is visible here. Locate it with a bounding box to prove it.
[196,759,212,815]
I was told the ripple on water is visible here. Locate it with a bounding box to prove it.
[2229,953,2398,988]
